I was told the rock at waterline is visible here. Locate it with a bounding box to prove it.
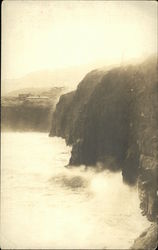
[130,223,158,250]
[49,174,88,189]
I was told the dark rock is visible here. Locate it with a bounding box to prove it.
[130,223,158,250]
[50,174,88,190]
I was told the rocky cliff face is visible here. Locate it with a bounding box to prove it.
[50,57,158,225]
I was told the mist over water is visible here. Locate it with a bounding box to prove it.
[1,133,149,249]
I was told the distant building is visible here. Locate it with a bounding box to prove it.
[26,96,49,100]
[19,93,31,100]
[18,94,49,101]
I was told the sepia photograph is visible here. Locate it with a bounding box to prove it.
[1,0,158,249]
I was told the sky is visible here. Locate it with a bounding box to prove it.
[2,0,157,81]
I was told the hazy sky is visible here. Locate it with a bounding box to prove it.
[2,0,157,80]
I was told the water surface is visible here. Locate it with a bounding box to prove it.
[1,132,149,249]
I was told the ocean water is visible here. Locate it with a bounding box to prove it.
[1,132,149,249]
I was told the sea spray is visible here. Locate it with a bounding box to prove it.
[1,132,149,249]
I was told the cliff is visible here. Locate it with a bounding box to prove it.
[1,102,52,132]
[1,87,64,132]
[50,57,158,229]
